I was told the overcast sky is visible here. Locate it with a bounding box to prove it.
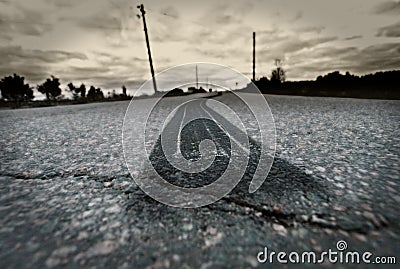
[0,0,399,96]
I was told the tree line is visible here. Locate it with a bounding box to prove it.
[0,74,130,107]
[1,70,399,107]
[252,70,399,99]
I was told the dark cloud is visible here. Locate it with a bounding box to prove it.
[67,3,182,46]
[0,43,171,91]
[44,0,74,8]
[54,51,163,90]
[292,11,303,22]
[194,2,248,34]
[258,29,280,35]
[189,30,338,74]
[295,26,325,34]
[344,35,363,40]
[377,21,400,37]
[0,21,12,41]
[77,12,123,32]
[61,66,111,80]
[189,46,247,61]
[280,37,337,53]
[0,6,52,39]
[151,28,184,42]
[286,43,400,80]
[0,46,87,83]
[68,1,139,43]
[373,1,400,15]
[151,7,187,43]
[189,24,251,46]
[93,51,147,66]
[159,6,180,19]
[359,43,400,70]
[0,46,87,63]
[259,36,338,58]
[309,46,358,59]
[0,64,49,82]
[282,46,358,69]
[215,14,242,24]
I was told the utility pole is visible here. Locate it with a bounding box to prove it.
[252,32,256,82]
[137,4,158,93]
[196,65,199,89]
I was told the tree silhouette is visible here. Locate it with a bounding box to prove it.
[270,59,286,84]
[0,74,34,106]
[67,82,75,92]
[87,86,104,101]
[255,76,270,89]
[67,82,80,100]
[87,85,96,100]
[122,85,127,96]
[38,76,62,100]
[165,88,184,96]
[96,88,104,99]
[78,84,86,98]
[271,68,285,83]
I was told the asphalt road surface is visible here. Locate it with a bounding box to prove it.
[0,94,399,268]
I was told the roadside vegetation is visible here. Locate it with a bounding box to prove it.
[0,74,131,108]
[251,69,399,100]
[0,69,399,109]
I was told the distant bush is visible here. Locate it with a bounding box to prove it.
[165,88,184,96]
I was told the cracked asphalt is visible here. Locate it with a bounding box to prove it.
[0,94,399,268]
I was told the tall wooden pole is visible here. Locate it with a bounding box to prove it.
[137,4,158,93]
[196,65,198,89]
[252,32,256,82]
